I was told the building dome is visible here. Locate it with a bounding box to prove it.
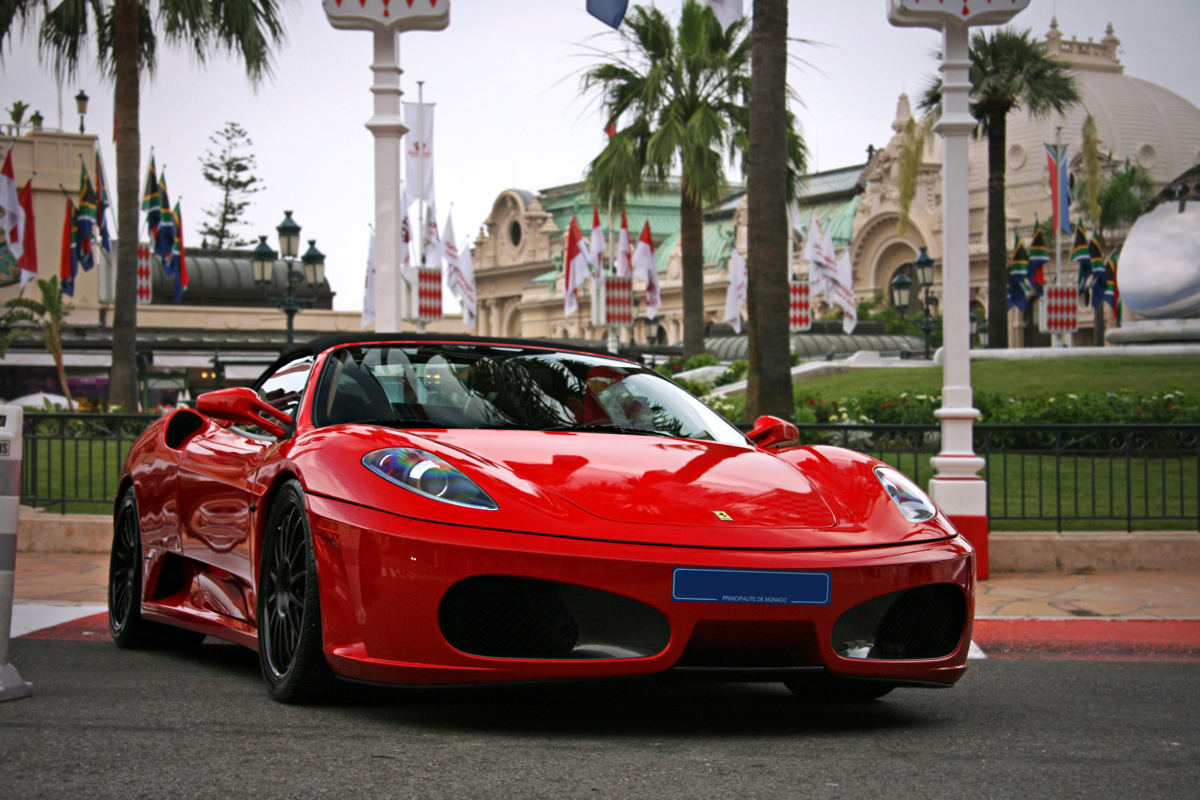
[971,21,1200,218]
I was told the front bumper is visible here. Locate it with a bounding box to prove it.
[306,494,975,687]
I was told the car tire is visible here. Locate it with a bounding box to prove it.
[109,488,205,649]
[257,478,337,704]
[784,676,895,704]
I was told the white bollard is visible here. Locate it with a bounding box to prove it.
[0,404,33,701]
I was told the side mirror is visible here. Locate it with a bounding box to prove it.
[746,415,799,449]
[196,387,293,438]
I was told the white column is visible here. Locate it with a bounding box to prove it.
[366,28,408,332]
[928,20,988,569]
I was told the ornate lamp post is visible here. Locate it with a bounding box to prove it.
[252,212,326,348]
[74,90,88,134]
[914,247,937,360]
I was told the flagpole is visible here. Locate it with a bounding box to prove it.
[1053,125,1064,347]
[415,81,426,333]
[606,198,618,354]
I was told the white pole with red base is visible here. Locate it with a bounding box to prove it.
[888,0,1032,579]
[0,405,33,701]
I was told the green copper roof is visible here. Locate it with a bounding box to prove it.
[794,196,860,248]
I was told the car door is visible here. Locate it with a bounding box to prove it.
[176,355,314,621]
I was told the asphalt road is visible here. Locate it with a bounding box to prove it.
[1,639,1197,800]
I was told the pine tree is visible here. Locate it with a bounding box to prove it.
[198,122,265,250]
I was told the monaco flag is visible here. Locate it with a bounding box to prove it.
[631,220,660,320]
[615,208,632,278]
[564,217,592,317]
[589,205,606,273]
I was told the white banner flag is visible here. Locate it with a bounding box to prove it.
[457,237,478,330]
[423,199,442,269]
[831,249,858,334]
[362,229,376,328]
[403,102,435,209]
[724,248,747,334]
[709,0,743,30]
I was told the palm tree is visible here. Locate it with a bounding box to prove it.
[2,0,287,411]
[0,276,74,410]
[744,0,808,422]
[582,1,805,359]
[920,27,1079,349]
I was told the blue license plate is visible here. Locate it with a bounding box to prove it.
[672,568,831,605]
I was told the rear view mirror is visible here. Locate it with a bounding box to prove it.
[196,387,293,438]
[746,415,799,449]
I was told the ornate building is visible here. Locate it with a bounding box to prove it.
[472,21,1200,349]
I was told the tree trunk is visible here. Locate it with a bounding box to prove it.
[744,0,793,422]
[109,0,141,411]
[986,112,1009,349]
[1093,300,1106,345]
[680,188,705,358]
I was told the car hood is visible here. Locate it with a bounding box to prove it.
[421,430,838,530]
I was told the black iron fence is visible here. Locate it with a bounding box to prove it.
[17,412,1200,531]
[796,423,1199,532]
[20,412,155,515]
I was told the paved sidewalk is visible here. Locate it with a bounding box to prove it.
[11,551,1200,619]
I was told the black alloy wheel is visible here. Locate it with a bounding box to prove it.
[257,478,336,703]
[109,488,203,648]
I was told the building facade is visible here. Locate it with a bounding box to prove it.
[471,22,1200,348]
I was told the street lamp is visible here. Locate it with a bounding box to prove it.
[253,212,325,348]
[914,247,938,360]
[979,318,990,349]
[890,249,940,360]
[74,90,89,134]
[890,270,913,312]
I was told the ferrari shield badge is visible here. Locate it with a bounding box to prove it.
[712,511,733,521]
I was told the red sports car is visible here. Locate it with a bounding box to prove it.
[110,334,974,704]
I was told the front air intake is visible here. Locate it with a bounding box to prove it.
[439,576,670,660]
[833,584,966,661]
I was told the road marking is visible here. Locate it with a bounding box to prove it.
[11,602,108,638]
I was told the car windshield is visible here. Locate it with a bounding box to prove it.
[312,344,747,445]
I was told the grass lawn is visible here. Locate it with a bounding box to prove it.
[792,355,1200,399]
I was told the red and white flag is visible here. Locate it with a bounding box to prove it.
[423,199,442,269]
[615,208,632,278]
[400,209,416,284]
[1,149,25,262]
[831,250,858,334]
[564,217,592,317]
[17,178,37,287]
[724,248,747,334]
[631,220,660,320]
[589,205,605,273]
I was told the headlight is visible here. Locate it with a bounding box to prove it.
[873,466,938,523]
[363,448,498,510]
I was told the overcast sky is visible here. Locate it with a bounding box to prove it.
[4,1,1198,313]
